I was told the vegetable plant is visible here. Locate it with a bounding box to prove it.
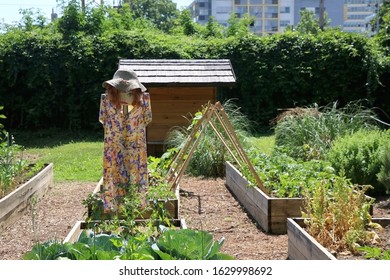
[0,108,31,197]
[23,225,234,260]
[241,147,337,198]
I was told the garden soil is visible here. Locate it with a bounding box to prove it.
[1,176,389,260]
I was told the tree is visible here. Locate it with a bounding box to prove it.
[174,9,196,36]
[123,0,178,32]
[225,13,254,37]
[296,8,331,35]
[375,2,390,55]
[56,0,86,36]
[296,10,321,35]
[204,16,224,38]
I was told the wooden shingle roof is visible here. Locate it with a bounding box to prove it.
[118,59,236,87]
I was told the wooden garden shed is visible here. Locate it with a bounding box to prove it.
[118,59,237,156]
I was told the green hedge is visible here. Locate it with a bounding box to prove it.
[0,5,387,132]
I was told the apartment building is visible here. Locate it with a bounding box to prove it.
[188,0,381,35]
[343,0,382,34]
[189,0,281,35]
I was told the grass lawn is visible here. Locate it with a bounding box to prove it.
[246,135,275,155]
[26,142,103,182]
[13,129,103,183]
[12,129,275,183]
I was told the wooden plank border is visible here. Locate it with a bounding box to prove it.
[0,163,54,230]
[64,219,187,243]
[92,178,180,220]
[225,161,304,234]
[287,217,390,260]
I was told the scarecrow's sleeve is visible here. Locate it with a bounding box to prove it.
[143,92,152,126]
[99,94,107,125]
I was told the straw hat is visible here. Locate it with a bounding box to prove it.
[102,69,146,92]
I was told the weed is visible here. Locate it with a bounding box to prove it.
[302,176,378,255]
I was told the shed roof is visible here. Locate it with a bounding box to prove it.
[118,59,236,87]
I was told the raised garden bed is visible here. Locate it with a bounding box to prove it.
[287,217,390,260]
[0,163,54,230]
[90,177,180,220]
[64,218,187,243]
[225,161,302,234]
[225,161,374,235]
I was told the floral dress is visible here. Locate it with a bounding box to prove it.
[99,93,152,213]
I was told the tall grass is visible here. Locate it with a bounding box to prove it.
[273,100,381,161]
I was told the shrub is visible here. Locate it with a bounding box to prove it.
[377,141,390,194]
[326,129,390,196]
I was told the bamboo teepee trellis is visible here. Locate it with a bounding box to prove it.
[165,101,267,195]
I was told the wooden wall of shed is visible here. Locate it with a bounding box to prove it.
[146,86,216,156]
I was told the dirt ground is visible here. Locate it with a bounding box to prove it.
[1,176,389,260]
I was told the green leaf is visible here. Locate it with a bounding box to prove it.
[152,229,234,260]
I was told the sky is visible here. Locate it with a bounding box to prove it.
[0,0,193,25]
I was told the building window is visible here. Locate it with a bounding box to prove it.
[250,6,262,17]
[235,0,248,5]
[280,20,290,27]
[235,6,249,16]
[280,7,290,13]
[265,6,278,18]
[216,6,231,14]
[265,19,278,31]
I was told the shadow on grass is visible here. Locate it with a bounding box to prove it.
[10,128,103,149]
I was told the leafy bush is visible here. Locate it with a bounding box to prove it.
[326,129,390,195]
[377,141,390,194]
[273,100,381,161]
